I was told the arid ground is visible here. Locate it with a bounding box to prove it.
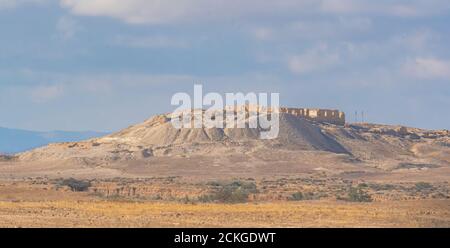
[1,113,449,227]
[0,176,449,227]
[2,199,449,228]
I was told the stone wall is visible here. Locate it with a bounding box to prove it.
[168,105,346,126]
[280,107,345,125]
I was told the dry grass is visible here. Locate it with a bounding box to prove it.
[0,200,449,228]
[0,178,448,228]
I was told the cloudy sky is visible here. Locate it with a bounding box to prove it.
[1,0,449,132]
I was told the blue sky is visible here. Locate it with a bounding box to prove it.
[0,0,449,132]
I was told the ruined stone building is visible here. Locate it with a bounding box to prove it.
[279,107,345,126]
[170,105,346,126]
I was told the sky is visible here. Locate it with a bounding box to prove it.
[0,0,449,132]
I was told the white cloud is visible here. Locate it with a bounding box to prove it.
[389,4,420,17]
[252,27,273,41]
[30,84,64,103]
[72,74,196,89]
[283,17,372,40]
[403,57,450,80]
[60,0,450,25]
[392,29,436,51]
[56,16,81,39]
[320,0,368,14]
[387,0,450,17]
[288,44,340,75]
[337,17,372,31]
[0,0,17,8]
[60,0,220,24]
[114,35,188,48]
[321,0,450,17]
[0,0,48,9]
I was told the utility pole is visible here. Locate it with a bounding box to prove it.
[355,111,358,123]
[361,111,364,123]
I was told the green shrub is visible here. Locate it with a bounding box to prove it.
[415,182,433,191]
[347,187,372,202]
[180,195,193,204]
[368,183,395,191]
[215,187,248,203]
[290,192,304,201]
[358,183,368,188]
[57,178,91,192]
[200,180,258,203]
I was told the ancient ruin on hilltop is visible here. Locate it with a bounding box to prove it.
[171,105,346,126]
[279,107,345,126]
[227,105,346,126]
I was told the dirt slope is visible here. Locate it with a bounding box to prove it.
[0,111,447,180]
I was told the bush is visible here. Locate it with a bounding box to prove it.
[368,183,395,191]
[290,192,304,201]
[415,182,433,191]
[358,183,368,188]
[200,180,258,203]
[346,187,372,202]
[215,187,249,203]
[180,195,193,204]
[57,178,91,192]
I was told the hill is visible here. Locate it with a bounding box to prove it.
[2,111,447,180]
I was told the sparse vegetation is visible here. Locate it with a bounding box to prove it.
[349,187,372,202]
[200,180,258,203]
[398,163,438,169]
[358,183,368,188]
[289,191,319,201]
[57,178,91,192]
[338,186,372,202]
[415,182,433,191]
[1,199,449,227]
[0,177,450,227]
[180,195,193,204]
[369,183,395,191]
[290,192,304,201]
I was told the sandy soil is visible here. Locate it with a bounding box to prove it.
[0,200,448,228]
[0,178,449,228]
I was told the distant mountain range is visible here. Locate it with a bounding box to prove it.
[0,127,108,154]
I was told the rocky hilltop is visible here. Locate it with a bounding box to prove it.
[17,112,348,160]
[1,109,448,179]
